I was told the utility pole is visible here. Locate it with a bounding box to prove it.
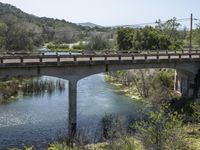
[189,13,193,52]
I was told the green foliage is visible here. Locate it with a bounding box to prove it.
[72,42,86,50]
[132,107,188,150]
[101,114,125,139]
[117,28,134,50]
[156,18,182,43]
[9,145,34,150]
[5,23,34,50]
[153,69,174,90]
[134,26,171,50]
[108,69,175,103]
[0,2,85,51]
[193,25,200,47]
[117,18,184,51]
[86,35,112,50]
[47,43,70,50]
[0,77,65,104]
[48,142,78,150]
[191,103,200,123]
[107,137,143,150]
[0,22,7,49]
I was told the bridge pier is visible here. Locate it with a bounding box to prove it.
[175,69,195,98]
[68,79,77,140]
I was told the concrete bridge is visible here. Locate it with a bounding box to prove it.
[0,50,200,138]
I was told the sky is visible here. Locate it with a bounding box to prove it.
[0,0,200,27]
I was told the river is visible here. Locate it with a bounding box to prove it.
[0,74,145,149]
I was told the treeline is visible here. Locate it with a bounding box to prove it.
[117,18,200,51]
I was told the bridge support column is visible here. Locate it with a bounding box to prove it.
[175,70,195,98]
[68,79,77,140]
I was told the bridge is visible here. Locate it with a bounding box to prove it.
[0,50,200,138]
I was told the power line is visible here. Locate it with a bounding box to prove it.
[129,17,198,27]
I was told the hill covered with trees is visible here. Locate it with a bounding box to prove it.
[0,2,86,51]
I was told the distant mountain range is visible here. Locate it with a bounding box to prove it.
[78,22,142,29]
[77,22,102,28]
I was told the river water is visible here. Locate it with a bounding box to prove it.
[0,74,145,149]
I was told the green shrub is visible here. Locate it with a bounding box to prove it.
[132,107,189,150]
[48,142,78,150]
[191,103,200,123]
[72,42,85,50]
[47,43,69,50]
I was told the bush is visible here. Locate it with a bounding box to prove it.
[86,35,112,51]
[72,42,85,50]
[48,142,78,150]
[47,43,69,50]
[132,107,189,150]
[108,137,143,150]
[101,114,125,139]
[191,103,200,123]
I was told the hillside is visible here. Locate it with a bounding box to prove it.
[0,2,86,51]
[78,22,102,28]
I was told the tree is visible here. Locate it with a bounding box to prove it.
[86,34,111,51]
[133,108,188,150]
[0,22,8,49]
[5,23,34,50]
[134,26,171,50]
[156,18,183,50]
[117,28,134,50]
[193,25,200,47]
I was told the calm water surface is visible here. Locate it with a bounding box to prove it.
[0,74,145,149]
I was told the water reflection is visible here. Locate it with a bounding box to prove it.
[21,77,65,96]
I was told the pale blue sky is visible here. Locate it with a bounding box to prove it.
[0,0,200,26]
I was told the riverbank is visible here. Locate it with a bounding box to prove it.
[0,77,65,104]
[0,78,30,104]
[16,123,200,150]
[105,75,143,101]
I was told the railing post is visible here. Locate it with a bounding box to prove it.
[105,56,107,61]
[144,54,147,61]
[119,55,121,61]
[57,55,60,63]
[0,57,3,63]
[73,56,77,62]
[189,54,192,60]
[20,56,23,63]
[157,55,159,62]
[179,54,181,61]
[90,56,92,62]
[39,56,42,63]
[168,54,171,61]
[132,55,135,63]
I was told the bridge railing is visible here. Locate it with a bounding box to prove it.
[1,49,200,56]
[0,49,200,64]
